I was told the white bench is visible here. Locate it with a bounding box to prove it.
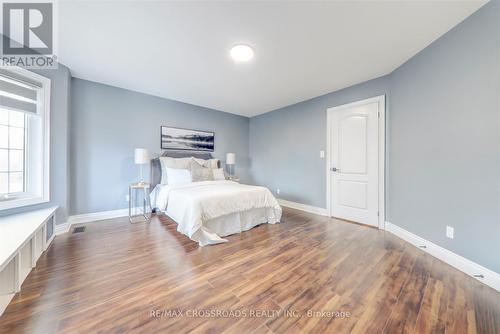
[0,206,57,316]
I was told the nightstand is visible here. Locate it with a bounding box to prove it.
[129,182,151,223]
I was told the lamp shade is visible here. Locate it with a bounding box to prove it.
[134,148,149,164]
[226,153,236,165]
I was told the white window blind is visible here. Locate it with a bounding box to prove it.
[0,74,40,114]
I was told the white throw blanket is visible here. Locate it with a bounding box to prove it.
[151,181,282,245]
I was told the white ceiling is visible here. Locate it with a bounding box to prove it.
[58,1,487,117]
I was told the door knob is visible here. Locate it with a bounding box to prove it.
[331,167,340,172]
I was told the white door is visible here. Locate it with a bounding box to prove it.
[330,102,379,226]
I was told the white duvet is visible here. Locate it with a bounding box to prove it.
[150,181,282,246]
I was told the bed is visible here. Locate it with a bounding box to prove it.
[150,152,282,246]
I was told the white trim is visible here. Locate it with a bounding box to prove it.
[60,203,330,236]
[68,208,129,225]
[0,67,51,211]
[0,196,49,211]
[385,221,500,292]
[55,208,131,235]
[0,207,56,316]
[0,206,57,272]
[326,95,386,229]
[42,71,51,207]
[54,222,70,235]
[278,199,328,216]
[0,294,15,317]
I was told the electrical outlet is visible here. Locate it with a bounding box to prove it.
[277,188,280,195]
[446,226,454,239]
[320,150,325,158]
[125,194,130,202]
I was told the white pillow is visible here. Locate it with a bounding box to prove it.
[213,168,226,181]
[165,168,192,185]
[160,157,193,184]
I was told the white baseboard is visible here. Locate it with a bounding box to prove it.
[57,201,328,236]
[385,221,500,292]
[278,199,328,216]
[68,208,130,225]
[0,294,15,318]
[54,222,70,235]
[55,208,131,235]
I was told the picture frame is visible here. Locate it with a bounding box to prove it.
[160,126,215,152]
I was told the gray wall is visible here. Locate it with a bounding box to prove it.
[249,1,499,272]
[249,76,389,208]
[70,78,250,215]
[388,0,499,273]
[0,64,71,224]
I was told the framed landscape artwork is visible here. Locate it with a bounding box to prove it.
[160,126,215,152]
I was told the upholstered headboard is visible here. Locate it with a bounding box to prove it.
[150,151,219,191]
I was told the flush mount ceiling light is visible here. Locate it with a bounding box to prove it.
[230,44,254,62]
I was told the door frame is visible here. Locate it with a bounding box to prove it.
[326,95,386,229]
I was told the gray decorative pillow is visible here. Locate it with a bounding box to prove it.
[192,158,219,169]
[191,161,214,182]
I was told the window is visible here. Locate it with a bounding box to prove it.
[0,109,27,195]
[0,68,50,211]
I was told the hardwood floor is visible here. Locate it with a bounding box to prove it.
[0,207,498,333]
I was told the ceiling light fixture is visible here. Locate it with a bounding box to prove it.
[230,44,254,62]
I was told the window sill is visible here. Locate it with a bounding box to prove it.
[0,196,50,211]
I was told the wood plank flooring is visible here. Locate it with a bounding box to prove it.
[0,207,498,333]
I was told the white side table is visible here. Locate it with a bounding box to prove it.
[129,182,151,223]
